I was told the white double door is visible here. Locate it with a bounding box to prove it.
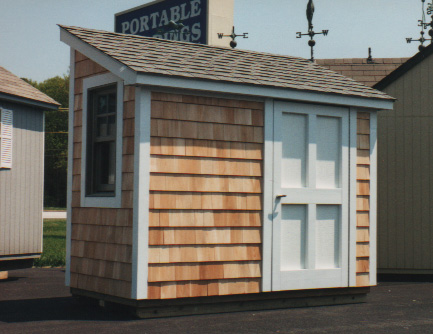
[272,102,349,291]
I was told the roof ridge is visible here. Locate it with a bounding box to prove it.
[59,24,312,63]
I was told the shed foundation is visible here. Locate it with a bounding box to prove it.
[71,287,369,318]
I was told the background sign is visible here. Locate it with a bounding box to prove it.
[115,0,208,44]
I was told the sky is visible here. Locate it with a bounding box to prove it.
[0,0,428,82]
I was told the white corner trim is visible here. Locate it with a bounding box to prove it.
[80,73,124,208]
[348,108,357,287]
[131,87,151,300]
[369,112,378,286]
[136,74,395,111]
[40,110,45,254]
[65,48,75,286]
[262,98,274,292]
[60,29,137,85]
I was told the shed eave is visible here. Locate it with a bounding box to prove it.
[59,27,137,85]
[135,73,395,111]
[0,92,59,110]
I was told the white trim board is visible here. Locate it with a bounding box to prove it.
[136,75,394,111]
[348,108,358,287]
[131,88,151,299]
[40,111,45,253]
[80,73,124,208]
[261,98,274,292]
[65,48,75,286]
[369,111,378,286]
[59,28,394,111]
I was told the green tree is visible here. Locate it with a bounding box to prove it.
[23,75,69,208]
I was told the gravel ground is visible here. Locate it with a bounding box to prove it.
[1,268,433,334]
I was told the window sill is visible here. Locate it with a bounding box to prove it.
[81,195,122,209]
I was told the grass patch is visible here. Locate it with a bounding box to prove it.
[34,219,66,268]
[44,207,66,211]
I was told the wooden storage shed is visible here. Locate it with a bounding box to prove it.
[60,25,394,315]
[319,51,433,275]
[0,66,59,271]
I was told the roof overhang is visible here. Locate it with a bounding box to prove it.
[0,92,59,111]
[60,27,394,111]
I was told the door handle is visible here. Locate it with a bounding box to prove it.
[276,195,287,199]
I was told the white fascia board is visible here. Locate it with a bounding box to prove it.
[136,73,395,111]
[59,28,137,85]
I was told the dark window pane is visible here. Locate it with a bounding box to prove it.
[108,93,116,113]
[86,84,117,196]
[108,115,116,136]
[97,116,108,137]
[94,141,115,192]
[97,95,108,114]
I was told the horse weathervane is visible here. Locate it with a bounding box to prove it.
[296,0,329,61]
[406,0,433,51]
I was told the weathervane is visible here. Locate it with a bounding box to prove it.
[367,47,375,64]
[296,0,329,61]
[406,0,433,51]
[217,26,248,49]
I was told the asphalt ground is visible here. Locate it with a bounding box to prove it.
[1,269,433,334]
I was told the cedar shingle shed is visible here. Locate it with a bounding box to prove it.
[0,66,59,271]
[60,25,394,316]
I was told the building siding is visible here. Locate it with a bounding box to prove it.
[356,112,371,285]
[378,53,433,273]
[0,101,44,258]
[147,93,264,299]
[70,52,135,298]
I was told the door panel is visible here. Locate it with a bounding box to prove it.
[281,113,307,188]
[316,116,341,188]
[280,205,307,270]
[272,102,349,291]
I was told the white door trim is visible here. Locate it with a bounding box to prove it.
[349,108,358,286]
[262,98,274,292]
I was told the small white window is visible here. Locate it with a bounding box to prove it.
[80,73,123,208]
[0,108,13,169]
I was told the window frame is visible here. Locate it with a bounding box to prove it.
[80,73,123,208]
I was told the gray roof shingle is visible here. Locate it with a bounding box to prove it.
[60,25,394,101]
[0,66,60,106]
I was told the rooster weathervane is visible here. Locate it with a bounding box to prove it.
[296,0,329,61]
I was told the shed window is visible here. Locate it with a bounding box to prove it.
[86,85,117,196]
[0,108,13,169]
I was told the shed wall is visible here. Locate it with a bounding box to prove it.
[378,54,433,273]
[70,52,135,298]
[356,112,371,285]
[0,101,44,258]
[147,92,264,299]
